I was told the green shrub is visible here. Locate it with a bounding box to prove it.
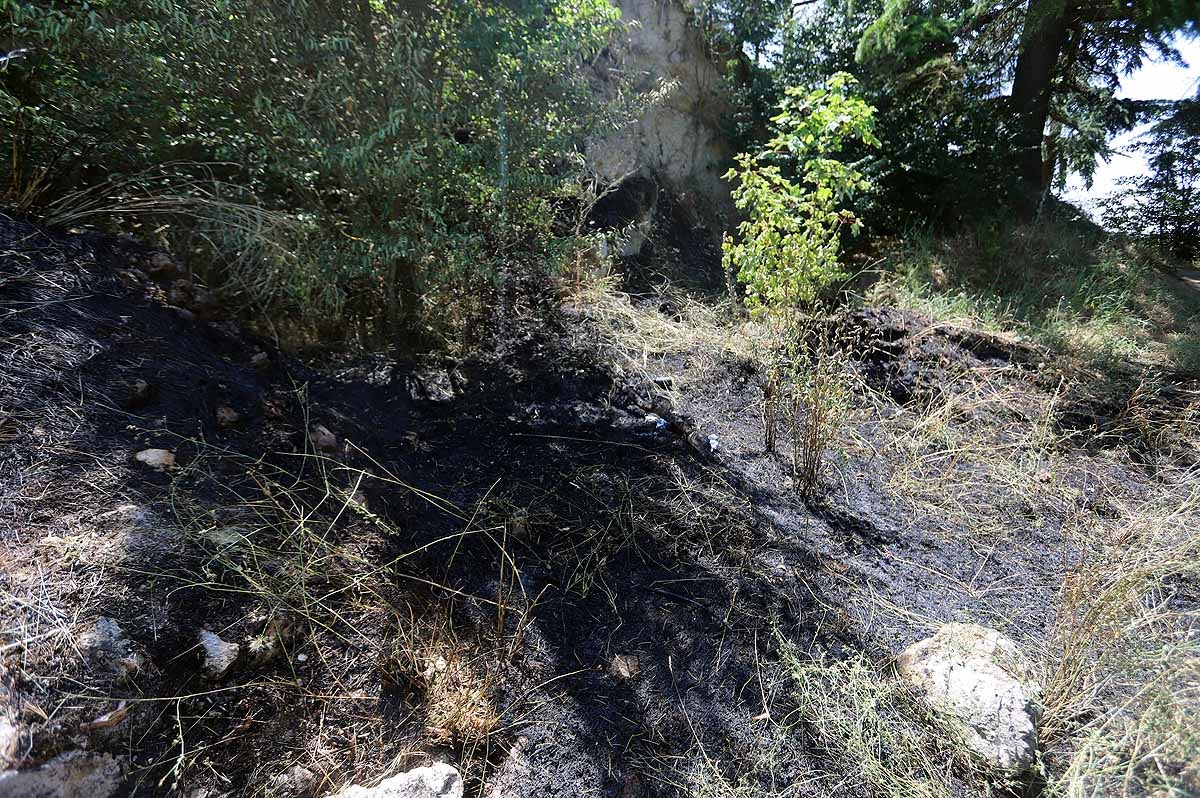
[722,73,875,490]
[1,0,625,345]
[723,72,879,314]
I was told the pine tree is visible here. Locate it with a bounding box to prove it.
[858,0,1200,215]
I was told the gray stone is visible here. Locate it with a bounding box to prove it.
[896,623,1042,775]
[215,406,241,427]
[134,448,175,470]
[309,424,338,451]
[80,618,145,679]
[334,763,463,798]
[0,751,123,798]
[1,667,20,767]
[406,370,456,403]
[198,630,239,680]
[268,764,317,797]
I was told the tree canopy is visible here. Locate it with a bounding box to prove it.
[703,0,1200,225]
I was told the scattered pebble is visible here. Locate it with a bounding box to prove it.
[215,406,241,427]
[333,762,463,798]
[134,448,175,471]
[267,764,317,798]
[422,655,448,680]
[609,654,641,680]
[198,630,239,680]
[80,618,146,679]
[309,424,338,451]
[685,430,717,455]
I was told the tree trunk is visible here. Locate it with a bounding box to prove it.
[1010,0,1070,217]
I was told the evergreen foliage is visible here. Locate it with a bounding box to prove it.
[700,0,1200,228]
[1103,100,1200,258]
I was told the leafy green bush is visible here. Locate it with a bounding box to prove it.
[723,72,878,314]
[1,0,624,345]
[722,73,875,491]
[1102,103,1200,260]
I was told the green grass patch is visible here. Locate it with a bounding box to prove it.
[778,643,979,798]
[868,215,1200,372]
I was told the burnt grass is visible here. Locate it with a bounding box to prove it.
[1,217,1197,797]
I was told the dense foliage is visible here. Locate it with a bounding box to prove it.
[3,0,1199,348]
[1103,101,1200,258]
[723,73,878,312]
[701,0,1200,230]
[1,0,624,344]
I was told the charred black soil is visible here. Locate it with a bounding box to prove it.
[2,219,1197,797]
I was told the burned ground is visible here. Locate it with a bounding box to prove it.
[1,218,1197,797]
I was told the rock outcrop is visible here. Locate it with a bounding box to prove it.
[896,623,1042,776]
[589,0,735,238]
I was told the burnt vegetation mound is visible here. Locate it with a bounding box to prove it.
[2,218,1198,798]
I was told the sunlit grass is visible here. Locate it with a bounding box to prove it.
[868,216,1200,372]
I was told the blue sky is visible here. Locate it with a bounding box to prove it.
[1061,34,1200,215]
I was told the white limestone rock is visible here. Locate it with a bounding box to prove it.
[334,763,463,798]
[896,623,1042,776]
[0,751,123,798]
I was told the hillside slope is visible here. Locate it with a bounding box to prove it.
[1,218,1197,797]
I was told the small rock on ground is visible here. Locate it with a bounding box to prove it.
[0,751,124,798]
[215,406,241,427]
[80,618,145,679]
[309,424,338,451]
[268,764,318,797]
[896,622,1042,776]
[198,630,239,680]
[609,654,641,680]
[334,763,463,798]
[406,369,456,403]
[134,448,175,470]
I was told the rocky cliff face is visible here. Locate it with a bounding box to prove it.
[589,0,735,237]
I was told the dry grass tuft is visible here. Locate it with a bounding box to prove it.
[778,642,978,798]
[148,430,527,788]
[1041,482,1200,797]
[380,608,501,748]
[569,274,766,386]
